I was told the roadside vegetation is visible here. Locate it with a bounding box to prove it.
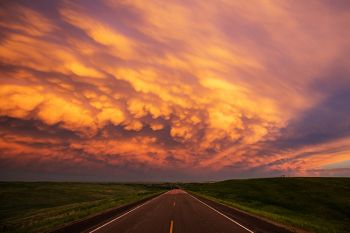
[182,177,350,233]
[0,182,168,233]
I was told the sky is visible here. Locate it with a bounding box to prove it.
[0,0,350,181]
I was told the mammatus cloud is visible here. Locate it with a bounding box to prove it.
[0,0,349,181]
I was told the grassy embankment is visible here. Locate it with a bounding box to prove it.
[182,177,350,233]
[0,182,168,233]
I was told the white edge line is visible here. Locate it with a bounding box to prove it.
[188,193,254,233]
[88,191,168,233]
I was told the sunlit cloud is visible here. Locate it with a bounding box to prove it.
[0,0,349,181]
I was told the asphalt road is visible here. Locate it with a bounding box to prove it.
[81,189,292,233]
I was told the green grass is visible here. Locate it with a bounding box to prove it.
[181,177,350,233]
[0,182,169,233]
[2,179,348,233]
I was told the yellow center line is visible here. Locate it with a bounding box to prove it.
[169,220,174,233]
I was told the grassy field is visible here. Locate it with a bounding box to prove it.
[181,177,350,233]
[1,179,348,233]
[0,182,168,233]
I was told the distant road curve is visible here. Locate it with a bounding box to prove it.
[52,189,293,233]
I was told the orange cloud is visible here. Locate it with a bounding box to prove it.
[0,0,349,180]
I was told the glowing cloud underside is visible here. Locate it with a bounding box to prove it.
[0,0,349,181]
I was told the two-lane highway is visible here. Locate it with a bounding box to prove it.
[87,189,254,233]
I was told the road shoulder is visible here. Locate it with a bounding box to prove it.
[50,192,165,233]
[187,191,308,233]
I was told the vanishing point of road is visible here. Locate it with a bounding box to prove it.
[71,189,292,233]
